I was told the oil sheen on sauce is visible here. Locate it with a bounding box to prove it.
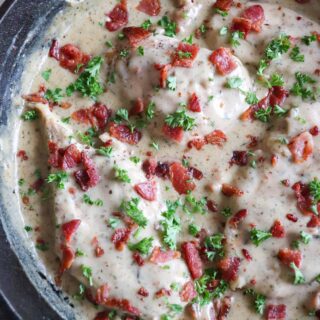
[17,0,320,319]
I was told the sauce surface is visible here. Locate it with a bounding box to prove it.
[17,0,320,319]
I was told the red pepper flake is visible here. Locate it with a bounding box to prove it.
[111,228,132,251]
[130,98,144,116]
[241,248,252,261]
[270,219,286,238]
[188,166,203,180]
[187,137,207,150]
[309,125,319,136]
[17,150,28,161]
[271,154,278,167]
[59,245,75,275]
[221,183,244,197]
[247,135,258,148]
[105,0,128,32]
[95,285,110,305]
[104,298,141,316]
[162,123,184,142]
[229,209,248,228]
[132,252,145,266]
[136,0,161,16]
[49,39,60,60]
[209,47,237,75]
[137,287,149,297]
[142,158,157,179]
[154,63,172,89]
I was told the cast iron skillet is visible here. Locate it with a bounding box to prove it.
[0,1,77,319]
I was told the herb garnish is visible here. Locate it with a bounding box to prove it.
[250,228,272,246]
[120,198,148,228]
[128,237,154,255]
[165,108,196,131]
[46,171,68,189]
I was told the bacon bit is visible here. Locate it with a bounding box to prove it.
[17,150,28,161]
[229,209,248,228]
[242,248,252,261]
[104,298,141,316]
[188,166,203,181]
[213,0,233,11]
[137,0,161,16]
[130,98,144,116]
[111,228,132,251]
[95,246,105,257]
[205,130,227,146]
[22,85,48,104]
[22,196,30,205]
[155,288,171,298]
[187,137,206,150]
[271,154,278,167]
[217,257,241,281]
[221,183,244,197]
[134,180,157,201]
[154,63,171,88]
[137,287,149,297]
[278,248,302,268]
[61,219,81,243]
[307,214,320,228]
[270,86,289,107]
[169,162,196,194]
[94,311,110,320]
[310,125,319,136]
[181,241,203,279]
[109,122,142,145]
[72,103,112,130]
[105,0,128,32]
[230,151,248,166]
[288,131,314,163]
[162,123,184,142]
[142,158,157,179]
[247,135,258,148]
[133,252,145,266]
[188,93,201,112]
[149,246,181,264]
[286,213,298,222]
[74,152,100,191]
[59,245,75,275]
[155,161,170,179]
[209,48,237,76]
[266,304,286,320]
[231,17,252,38]
[59,44,90,73]
[207,200,218,212]
[123,27,151,47]
[49,39,60,60]
[271,220,286,238]
[172,43,200,68]
[95,285,110,305]
[180,281,197,302]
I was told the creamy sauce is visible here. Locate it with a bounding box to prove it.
[16,0,320,319]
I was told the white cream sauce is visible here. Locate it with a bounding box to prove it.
[16,0,320,319]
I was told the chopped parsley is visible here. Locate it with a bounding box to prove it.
[46,171,68,189]
[257,59,268,76]
[146,101,156,121]
[150,140,159,150]
[204,233,224,261]
[215,8,228,17]
[269,73,285,87]
[226,76,243,89]
[119,49,129,58]
[309,177,320,202]
[114,166,131,183]
[245,92,259,105]
[160,200,181,250]
[128,237,154,255]
[77,128,97,146]
[165,108,196,131]
[244,288,266,315]
[250,228,272,246]
[108,217,120,229]
[291,72,317,100]
[265,34,291,60]
[167,76,177,91]
[36,241,49,251]
[141,19,152,30]
[220,207,232,218]
[290,262,305,285]
[188,223,200,236]
[301,34,317,46]
[105,40,113,48]
[61,116,71,124]
[254,106,272,123]
[129,156,140,164]
[24,226,33,232]
[81,265,93,286]
[182,34,193,44]
[183,193,207,215]
[97,146,113,157]
[137,46,144,56]
[290,46,304,62]
[21,110,39,121]
[230,30,245,48]
[219,26,228,36]
[83,194,103,206]
[158,16,176,37]
[18,178,25,186]
[66,56,104,99]
[120,198,148,228]
[274,105,288,117]
[75,249,85,257]
[292,231,312,249]
[41,69,52,81]
[44,88,63,103]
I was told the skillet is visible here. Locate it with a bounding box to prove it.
[0,1,77,319]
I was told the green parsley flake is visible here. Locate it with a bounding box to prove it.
[158,16,177,37]
[114,166,131,183]
[83,194,103,206]
[290,46,304,62]
[188,223,200,237]
[128,237,154,255]
[108,218,120,229]
[97,146,113,157]
[167,76,177,91]
[309,177,320,202]
[265,34,291,60]
[220,207,232,217]
[130,156,140,164]
[219,26,228,36]
[226,76,243,89]
[141,19,152,30]
[215,8,228,17]
[301,34,317,46]
[290,72,317,100]
[290,262,305,285]
[24,226,33,232]
[44,88,63,103]
[41,69,52,81]
[81,265,93,286]
[137,46,144,56]
[183,193,207,215]
[165,108,196,131]
[46,171,68,189]
[230,31,244,47]
[120,198,148,228]
[21,110,39,121]
[204,233,224,261]
[254,106,272,123]
[244,288,266,315]
[245,92,259,105]
[250,228,272,246]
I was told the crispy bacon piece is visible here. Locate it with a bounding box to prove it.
[187,137,206,150]
[181,241,203,279]
[286,213,298,222]
[142,158,157,179]
[59,245,75,275]
[205,130,227,146]
[61,219,81,243]
[17,150,28,161]
[22,85,48,104]
[229,209,248,228]
[95,246,105,257]
[155,161,170,179]
[162,123,184,142]
[213,0,233,11]
[109,122,142,145]
[94,311,110,320]
[123,27,151,47]
[134,180,157,201]
[242,248,252,261]
[137,287,149,297]
[231,18,252,38]
[266,304,286,320]
[172,43,200,68]
[111,228,132,251]
[271,220,285,238]
[207,200,218,212]
[155,288,171,298]
[130,98,144,116]
[278,248,302,268]
[309,125,319,136]
[169,162,196,194]
[180,281,197,302]
[213,296,233,319]
[218,257,241,281]
[288,131,314,163]
[95,285,110,304]
[137,0,161,16]
[241,5,265,32]
[154,63,172,88]
[74,152,100,191]
[188,166,203,180]
[230,151,248,166]
[49,39,60,60]
[209,48,237,75]
[188,93,201,112]
[59,44,90,73]
[104,298,141,316]
[149,246,181,263]
[105,0,128,32]
[133,252,145,266]
[221,183,244,197]
[292,181,314,215]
